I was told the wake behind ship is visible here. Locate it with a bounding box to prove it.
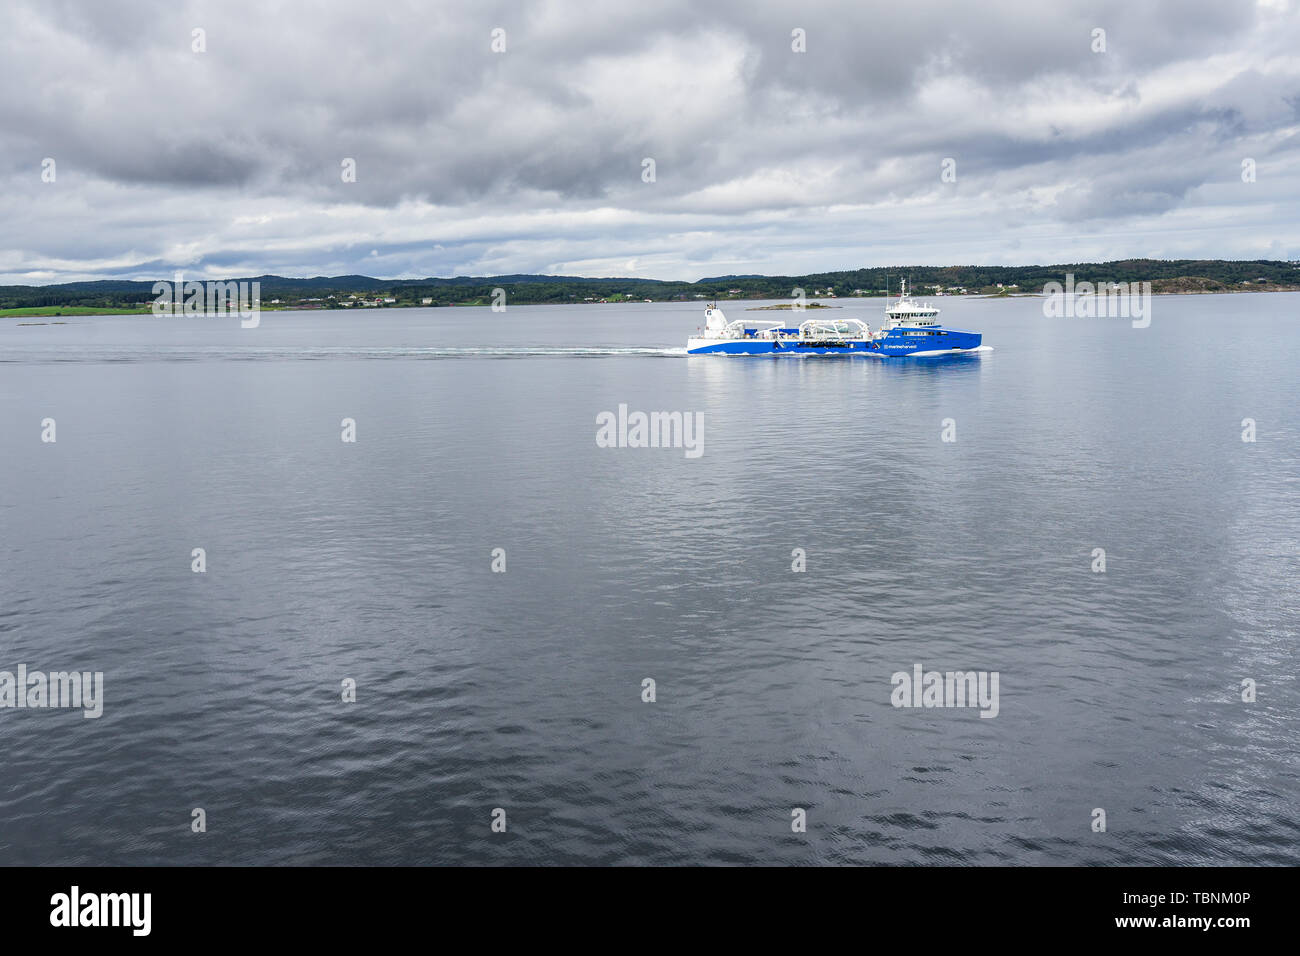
[686,281,983,356]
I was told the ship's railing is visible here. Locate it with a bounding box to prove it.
[716,321,795,340]
[798,317,871,340]
[703,319,748,339]
[708,318,882,340]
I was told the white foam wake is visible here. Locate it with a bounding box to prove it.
[1,345,690,362]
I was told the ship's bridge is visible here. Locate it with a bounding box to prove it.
[884,280,940,327]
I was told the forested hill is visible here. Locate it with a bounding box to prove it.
[3,259,1298,311]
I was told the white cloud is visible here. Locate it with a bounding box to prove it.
[1,0,1298,283]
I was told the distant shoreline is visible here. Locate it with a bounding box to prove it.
[4,285,1300,319]
[4,258,1299,315]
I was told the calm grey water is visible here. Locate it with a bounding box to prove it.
[1,294,1297,866]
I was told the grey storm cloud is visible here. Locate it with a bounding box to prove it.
[1,0,1298,282]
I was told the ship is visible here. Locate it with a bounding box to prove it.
[686,280,983,356]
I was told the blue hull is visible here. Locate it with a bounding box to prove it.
[687,328,982,356]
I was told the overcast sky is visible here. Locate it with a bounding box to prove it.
[2,0,1298,283]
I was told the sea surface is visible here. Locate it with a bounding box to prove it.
[0,294,1296,865]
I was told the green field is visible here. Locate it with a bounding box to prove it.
[0,306,150,317]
